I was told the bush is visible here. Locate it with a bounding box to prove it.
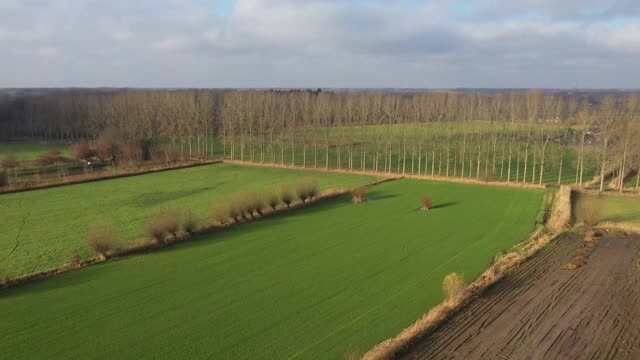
[1,153,19,170]
[86,223,118,260]
[248,193,266,216]
[145,208,180,243]
[229,203,242,223]
[73,142,93,160]
[97,142,116,162]
[442,272,466,299]
[232,192,253,219]
[352,187,367,203]
[71,254,84,266]
[211,202,231,224]
[267,193,280,210]
[0,171,7,187]
[120,140,142,164]
[35,149,63,167]
[281,187,295,208]
[296,178,319,203]
[182,209,198,234]
[421,196,432,211]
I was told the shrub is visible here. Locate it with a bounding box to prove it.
[281,187,295,208]
[229,203,242,223]
[35,149,62,167]
[267,193,280,210]
[182,209,198,234]
[0,171,7,187]
[145,208,180,243]
[296,178,319,203]
[71,254,84,266]
[120,140,142,164]
[421,196,432,211]
[1,153,19,170]
[211,202,231,224]
[442,272,466,299]
[73,142,93,160]
[97,142,115,162]
[352,187,367,203]
[86,223,118,260]
[232,192,253,219]
[163,208,180,237]
[248,193,266,216]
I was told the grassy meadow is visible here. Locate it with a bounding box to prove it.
[218,135,599,185]
[0,178,544,359]
[574,193,640,226]
[0,163,377,279]
[0,143,71,160]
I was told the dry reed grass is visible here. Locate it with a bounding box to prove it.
[547,185,572,233]
[442,273,465,299]
[598,221,640,234]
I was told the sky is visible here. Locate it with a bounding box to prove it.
[0,0,639,88]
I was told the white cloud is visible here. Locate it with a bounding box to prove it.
[0,0,638,88]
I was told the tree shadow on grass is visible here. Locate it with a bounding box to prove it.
[126,184,226,207]
[367,194,400,201]
[0,263,110,299]
[430,201,459,210]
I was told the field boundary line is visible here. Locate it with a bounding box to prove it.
[222,160,547,190]
[0,160,223,194]
[362,185,573,360]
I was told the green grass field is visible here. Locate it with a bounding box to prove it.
[0,179,544,359]
[0,143,71,160]
[574,193,640,226]
[0,164,377,279]
[220,139,599,185]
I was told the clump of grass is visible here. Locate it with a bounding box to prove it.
[352,187,367,203]
[420,196,432,211]
[86,223,118,260]
[442,272,466,299]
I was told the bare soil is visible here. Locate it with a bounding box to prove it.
[401,231,640,360]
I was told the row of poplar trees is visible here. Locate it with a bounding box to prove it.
[0,89,638,190]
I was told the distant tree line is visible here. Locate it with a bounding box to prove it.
[1,89,638,190]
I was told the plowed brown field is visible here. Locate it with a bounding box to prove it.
[402,232,640,360]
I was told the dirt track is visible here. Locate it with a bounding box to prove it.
[401,232,640,360]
